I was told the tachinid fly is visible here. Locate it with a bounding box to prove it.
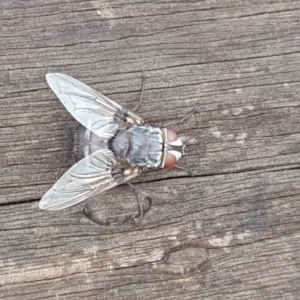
[39,73,185,210]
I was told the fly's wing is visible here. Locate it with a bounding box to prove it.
[39,149,139,211]
[46,73,143,139]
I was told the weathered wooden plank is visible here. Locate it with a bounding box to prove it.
[1,169,300,299]
[1,0,300,299]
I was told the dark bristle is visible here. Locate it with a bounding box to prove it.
[107,132,117,156]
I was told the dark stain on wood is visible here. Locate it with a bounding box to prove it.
[1,0,300,299]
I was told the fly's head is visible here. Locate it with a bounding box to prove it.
[161,128,185,169]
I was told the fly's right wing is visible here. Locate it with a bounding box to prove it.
[39,149,140,211]
[46,73,144,139]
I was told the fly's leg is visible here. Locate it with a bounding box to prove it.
[125,75,146,125]
[132,76,195,125]
[173,165,194,177]
[125,168,150,218]
[132,75,146,112]
[164,108,196,176]
[164,108,196,127]
[127,182,147,218]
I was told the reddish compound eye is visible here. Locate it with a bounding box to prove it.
[163,128,178,169]
[163,153,177,169]
[166,128,178,142]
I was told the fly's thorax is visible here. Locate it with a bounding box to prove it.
[112,126,163,168]
[160,128,185,169]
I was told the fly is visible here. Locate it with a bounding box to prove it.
[39,73,185,211]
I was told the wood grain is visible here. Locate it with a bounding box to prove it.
[1,0,300,299]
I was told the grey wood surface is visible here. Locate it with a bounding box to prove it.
[1,0,300,299]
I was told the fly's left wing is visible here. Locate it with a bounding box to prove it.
[39,149,140,210]
[46,73,144,139]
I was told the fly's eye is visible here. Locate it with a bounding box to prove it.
[163,128,179,169]
[166,128,178,142]
[163,153,177,169]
